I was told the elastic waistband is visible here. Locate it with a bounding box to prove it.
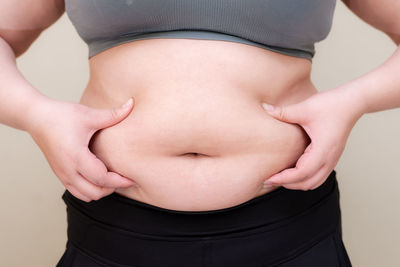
[62,170,338,238]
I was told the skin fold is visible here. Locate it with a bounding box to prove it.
[0,0,399,209]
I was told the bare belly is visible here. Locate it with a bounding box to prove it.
[80,38,317,211]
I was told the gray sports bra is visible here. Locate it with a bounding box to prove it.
[65,0,337,60]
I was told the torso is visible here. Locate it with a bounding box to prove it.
[80,38,316,211]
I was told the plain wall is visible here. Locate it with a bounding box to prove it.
[1,2,399,266]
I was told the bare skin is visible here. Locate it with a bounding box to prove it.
[80,38,314,211]
[1,0,400,212]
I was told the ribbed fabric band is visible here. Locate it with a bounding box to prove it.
[65,0,337,60]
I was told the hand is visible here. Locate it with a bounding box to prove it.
[262,88,364,190]
[28,97,137,202]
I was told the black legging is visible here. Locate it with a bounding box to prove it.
[56,170,352,267]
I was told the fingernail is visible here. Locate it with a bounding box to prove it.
[122,97,134,109]
[262,103,275,113]
[264,180,274,186]
[128,181,138,187]
[122,178,138,187]
[262,183,274,189]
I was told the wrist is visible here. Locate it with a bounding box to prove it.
[337,47,400,115]
[334,82,368,122]
[23,92,57,134]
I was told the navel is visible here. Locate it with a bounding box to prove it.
[179,152,210,158]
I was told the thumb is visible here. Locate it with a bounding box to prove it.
[262,102,302,123]
[89,97,135,129]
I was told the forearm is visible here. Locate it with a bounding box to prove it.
[0,36,50,132]
[341,44,400,115]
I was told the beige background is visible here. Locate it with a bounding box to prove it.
[1,2,399,266]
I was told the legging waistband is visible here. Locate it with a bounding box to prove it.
[62,170,339,238]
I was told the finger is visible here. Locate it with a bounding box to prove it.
[281,165,329,191]
[65,185,92,202]
[262,102,306,124]
[77,148,137,188]
[264,143,325,185]
[73,172,115,201]
[86,97,135,129]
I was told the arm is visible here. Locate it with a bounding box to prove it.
[0,0,136,201]
[0,0,65,131]
[342,0,400,45]
[262,0,400,189]
[340,0,400,114]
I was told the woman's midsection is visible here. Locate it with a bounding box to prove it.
[79,38,317,211]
